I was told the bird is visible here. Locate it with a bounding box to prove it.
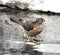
[10,18,45,42]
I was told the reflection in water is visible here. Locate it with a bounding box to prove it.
[21,44,42,55]
[3,44,42,55]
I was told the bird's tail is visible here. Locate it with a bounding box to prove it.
[10,18,18,24]
[10,18,23,25]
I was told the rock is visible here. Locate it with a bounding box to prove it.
[9,48,17,53]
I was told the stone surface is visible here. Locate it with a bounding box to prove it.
[0,11,60,55]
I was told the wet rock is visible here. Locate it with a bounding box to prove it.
[0,9,60,55]
[9,48,17,53]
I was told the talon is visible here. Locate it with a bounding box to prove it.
[33,37,43,42]
[24,32,31,42]
[26,38,31,42]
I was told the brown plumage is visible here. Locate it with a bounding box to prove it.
[10,18,45,42]
[26,23,42,36]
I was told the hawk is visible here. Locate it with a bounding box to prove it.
[10,18,45,42]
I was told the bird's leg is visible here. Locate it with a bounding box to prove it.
[24,31,31,42]
[26,36,31,42]
[33,36,43,42]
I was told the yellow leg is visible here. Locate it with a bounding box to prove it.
[24,31,31,42]
[26,37,31,42]
[33,36,43,42]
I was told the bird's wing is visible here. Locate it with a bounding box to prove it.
[26,24,42,36]
[22,21,34,31]
[23,20,36,31]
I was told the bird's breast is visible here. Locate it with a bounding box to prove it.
[25,24,42,36]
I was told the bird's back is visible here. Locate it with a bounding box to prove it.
[21,21,34,31]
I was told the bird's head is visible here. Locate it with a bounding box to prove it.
[36,18,45,24]
[19,18,23,21]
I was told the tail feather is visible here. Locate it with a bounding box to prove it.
[10,18,19,24]
[10,18,24,26]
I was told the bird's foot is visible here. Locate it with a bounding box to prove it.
[25,38,31,42]
[33,37,43,42]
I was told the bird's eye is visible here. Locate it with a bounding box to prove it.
[19,19,23,21]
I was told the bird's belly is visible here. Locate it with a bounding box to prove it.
[26,26,42,36]
[26,30,41,36]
